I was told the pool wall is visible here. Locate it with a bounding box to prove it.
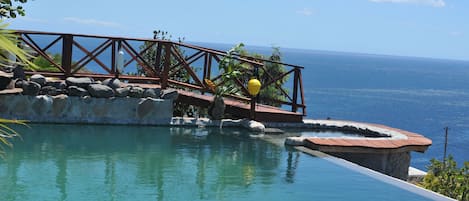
[274,120,431,180]
[0,94,173,125]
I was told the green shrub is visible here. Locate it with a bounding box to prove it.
[422,156,468,201]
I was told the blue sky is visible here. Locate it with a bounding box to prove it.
[7,0,469,61]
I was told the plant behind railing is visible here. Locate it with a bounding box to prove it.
[13,30,306,116]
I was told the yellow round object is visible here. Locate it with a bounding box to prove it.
[247,78,261,96]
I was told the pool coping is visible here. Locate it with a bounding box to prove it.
[267,119,432,154]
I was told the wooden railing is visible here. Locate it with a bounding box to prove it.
[15,30,306,115]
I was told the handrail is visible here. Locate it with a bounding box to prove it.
[14,30,306,116]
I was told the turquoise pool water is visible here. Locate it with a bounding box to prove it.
[0,124,438,201]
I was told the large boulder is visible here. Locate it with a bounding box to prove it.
[143,88,160,98]
[88,84,114,98]
[128,86,144,98]
[30,74,46,86]
[22,81,41,96]
[208,96,225,120]
[102,78,121,89]
[161,89,178,100]
[68,86,88,97]
[65,77,94,88]
[0,71,12,90]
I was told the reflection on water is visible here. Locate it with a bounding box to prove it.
[0,124,288,201]
[0,124,433,201]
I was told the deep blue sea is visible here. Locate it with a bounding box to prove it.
[30,36,469,170]
[198,42,469,170]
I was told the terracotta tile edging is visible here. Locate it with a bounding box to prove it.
[285,120,432,154]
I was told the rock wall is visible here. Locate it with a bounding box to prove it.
[0,94,173,125]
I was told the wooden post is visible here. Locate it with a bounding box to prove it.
[444,127,449,161]
[250,96,256,120]
[111,40,116,77]
[161,42,171,89]
[61,34,73,77]
[154,42,162,74]
[292,68,299,112]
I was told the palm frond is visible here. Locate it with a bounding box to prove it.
[0,20,38,69]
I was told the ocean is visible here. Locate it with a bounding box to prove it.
[198,42,469,170]
[27,36,469,170]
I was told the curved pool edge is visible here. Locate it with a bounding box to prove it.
[267,119,432,181]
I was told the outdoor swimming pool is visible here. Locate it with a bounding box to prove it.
[0,124,446,201]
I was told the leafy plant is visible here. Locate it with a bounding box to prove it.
[28,52,62,71]
[0,118,26,158]
[138,30,192,116]
[422,156,469,201]
[206,43,249,97]
[0,0,27,19]
[258,47,288,106]
[244,47,288,107]
[0,21,36,69]
[137,30,189,82]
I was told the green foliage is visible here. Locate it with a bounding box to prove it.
[213,43,249,97]
[422,156,469,201]
[0,21,36,69]
[137,30,189,82]
[250,47,288,107]
[0,118,26,158]
[138,30,191,116]
[0,0,27,19]
[28,52,62,72]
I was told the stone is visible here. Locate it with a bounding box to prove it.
[15,80,26,88]
[88,84,115,98]
[22,81,41,96]
[65,77,94,88]
[128,86,144,98]
[0,71,13,90]
[46,80,67,89]
[115,87,129,97]
[40,86,58,96]
[12,66,26,80]
[208,96,225,120]
[102,78,121,89]
[161,89,178,100]
[30,74,46,86]
[68,86,88,97]
[143,88,160,98]
[245,120,265,132]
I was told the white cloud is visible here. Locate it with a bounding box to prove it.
[450,31,463,37]
[17,17,49,24]
[369,0,446,7]
[296,8,313,16]
[63,17,122,27]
